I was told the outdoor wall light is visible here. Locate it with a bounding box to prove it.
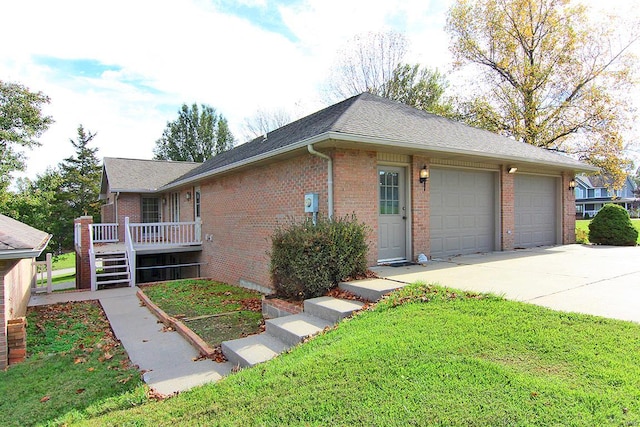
[419,165,429,191]
[568,179,576,191]
[186,191,192,201]
[508,166,518,174]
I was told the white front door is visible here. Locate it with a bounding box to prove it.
[378,166,407,262]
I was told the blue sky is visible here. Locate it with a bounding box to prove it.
[0,0,638,180]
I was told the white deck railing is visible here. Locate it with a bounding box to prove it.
[91,223,119,243]
[124,217,136,288]
[128,218,202,246]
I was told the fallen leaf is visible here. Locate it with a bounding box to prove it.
[74,357,86,364]
[76,388,85,394]
[87,367,95,372]
[40,396,50,403]
[103,352,113,360]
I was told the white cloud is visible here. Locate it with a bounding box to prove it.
[3,0,636,179]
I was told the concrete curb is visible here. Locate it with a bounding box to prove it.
[136,290,217,359]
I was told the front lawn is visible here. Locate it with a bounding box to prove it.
[141,279,263,347]
[0,301,145,427]
[79,284,640,426]
[576,218,640,244]
[52,252,75,270]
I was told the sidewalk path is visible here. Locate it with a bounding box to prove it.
[29,287,233,395]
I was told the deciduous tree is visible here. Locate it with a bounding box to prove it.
[446,0,638,188]
[153,103,234,162]
[325,31,450,113]
[0,80,53,188]
[242,108,291,141]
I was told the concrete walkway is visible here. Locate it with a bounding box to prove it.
[29,287,233,395]
[373,244,640,324]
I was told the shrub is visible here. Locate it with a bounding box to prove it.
[270,215,370,300]
[588,204,638,246]
[575,228,589,244]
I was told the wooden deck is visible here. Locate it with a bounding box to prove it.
[94,242,202,255]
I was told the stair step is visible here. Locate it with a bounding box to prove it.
[96,257,127,263]
[221,333,291,368]
[339,278,406,301]
[265,313,333,346]
[96,271,129,278]
[304,297,364,323]
[96,278,130,285]
[96,251,126,256]
[97,263,128,270]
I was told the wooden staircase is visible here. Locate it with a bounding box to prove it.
[94,251,131,289]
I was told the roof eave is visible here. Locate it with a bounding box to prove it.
[0,234,51,260]
[159,131,598,190]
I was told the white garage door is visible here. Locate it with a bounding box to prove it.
[430,168,496,258]
[514,175,558,248]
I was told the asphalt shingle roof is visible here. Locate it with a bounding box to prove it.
[101,157,201,194]
[0,214,50,253]
[168,93,593,188]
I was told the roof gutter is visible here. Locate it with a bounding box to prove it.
[0,234,52,260]
[307,144,333,218]
[159,131,598,191]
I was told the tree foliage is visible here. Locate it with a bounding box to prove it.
[446,0,638,188]
[0,80,53,188]
[325,31,451,113]
[153,103,234,162]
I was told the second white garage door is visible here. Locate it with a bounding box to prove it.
[514,175,558,248]
[430,168,496,258]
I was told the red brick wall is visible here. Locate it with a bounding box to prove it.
[1,259,33,370]
[198,152,329,291]
[101,203,115,223]
[74,216,93,290]
[411,156,430,260]
[332,148,378,266]
[562,173,577,244]
[116,194,141,241]
[501,166,515,250]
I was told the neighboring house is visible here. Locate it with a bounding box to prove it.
[89,92,597,293]
[0,214,51,369]
[574,175,639,219]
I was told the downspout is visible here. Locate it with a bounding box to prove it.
[307,144,333,218]
[115,192,120,240]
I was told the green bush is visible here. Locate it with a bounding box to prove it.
[588,204,638,246]
[270,215,370,300]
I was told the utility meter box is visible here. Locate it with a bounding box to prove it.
[304,193,319,213]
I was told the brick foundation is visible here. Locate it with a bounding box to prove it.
[7,318,26,365]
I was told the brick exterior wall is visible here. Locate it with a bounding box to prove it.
[116,193,142,241]
[74,216,93,290]
[1,258,33,370]
[500,166,516,250]
[411,156,430,260]
[197,152,329,290]
[101,203,115,223]
[562,173,577,244]
[332,148,379,266]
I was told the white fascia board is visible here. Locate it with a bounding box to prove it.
[159,131,598,191]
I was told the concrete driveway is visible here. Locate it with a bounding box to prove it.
[373,245,640,323]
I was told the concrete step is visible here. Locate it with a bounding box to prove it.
[339,278,407,301]
[304,296,364,323]
[265,313,333,346]
[222,333,291,368]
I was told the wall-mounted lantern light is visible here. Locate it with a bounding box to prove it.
[508,166,518,174]
[162,197,167,205]
[568,179,576,191]
[186,191,192,201]
[419,165,429,191]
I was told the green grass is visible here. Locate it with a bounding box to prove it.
[0,301,146,427]
[576,218,640,244]
[78,284,640,426]
[52,252,75,271]
[141,279,263,347]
